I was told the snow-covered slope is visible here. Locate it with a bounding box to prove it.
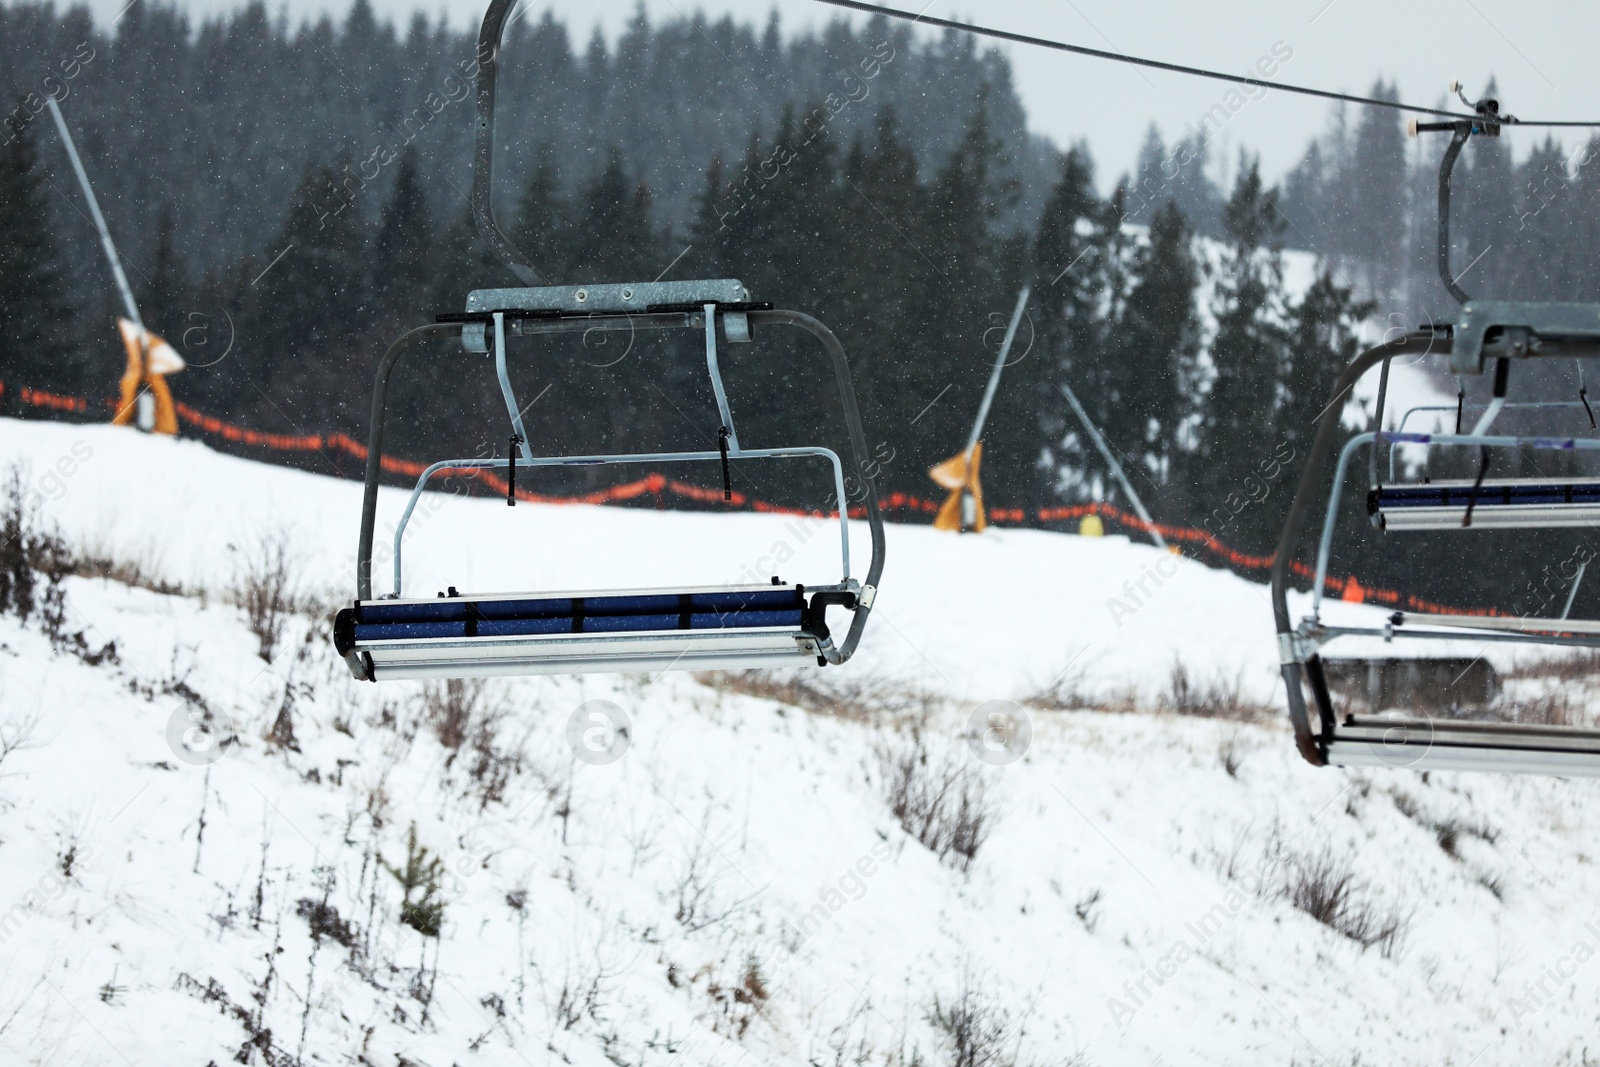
[0,419,1398,701]
[3,418,1600,1066]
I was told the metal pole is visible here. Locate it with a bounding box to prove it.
[1057,380,1168,552]
[44,95,142,328]
[966,286,1030,458]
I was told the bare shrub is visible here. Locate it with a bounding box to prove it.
[1162,660,1271,722]
[69,550,187,596]
[0,469,115,663]
[417,681,525,807]
[466,709,525,809]
[422,679,483,753]
[264,685,300,753]
[1217,728,1249,777]
[1283,846,1409,958]
[295,897,359,949]
[705,952,769,1038]
[926,971,1037,1067]
[1073,888,1103,933]
[231,529,297,661]
[812,996,875,1067]
[1389,790,1497,858]
[881,731,995,872]
[0,711,43,772]
[175,972,287,1064]
[534,931,620,1032]
[0,467,42,621]
[669,821,754,933]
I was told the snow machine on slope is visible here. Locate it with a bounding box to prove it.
[334,0,885,682]
[1271,85,1600,775]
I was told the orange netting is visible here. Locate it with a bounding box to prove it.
[0,380,1501,615]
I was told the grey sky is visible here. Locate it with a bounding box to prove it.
[87,0,1599,188]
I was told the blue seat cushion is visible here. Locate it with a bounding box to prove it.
[353,588,806,642]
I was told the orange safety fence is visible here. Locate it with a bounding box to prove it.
[0,380,1503,615]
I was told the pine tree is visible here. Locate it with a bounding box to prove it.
[234,159,374,423]
[834,106,935,493]
[509,143,570,285]
[915,87,1019,495]
[686,156,731,281]
[372,144,434,323]
[1349,80,1407,296]
[1281,269,1373,470]
[139,204,190,339]
[0,116,76,394]
[1194,155,1290,547]
[427,198,510,313]
[1031,143,1112,500]
[566,147,662,281]
[1115,198,1200,492]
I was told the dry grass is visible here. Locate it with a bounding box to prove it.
[1505,649,1600,681]
[1160,660,1274,723]
[1020,656,1272,722]
[1504,689,1577,726]
[70,552,188,597]
[695,669,932,722]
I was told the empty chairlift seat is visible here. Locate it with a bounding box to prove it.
[1270,99,1600,776]
[332,0,884,683]
[333,279,884,683]
[335,584,866,680]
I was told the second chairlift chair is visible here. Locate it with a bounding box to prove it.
[334,0,886,681]
[1272,84,1600,775]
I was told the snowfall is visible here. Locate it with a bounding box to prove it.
[3,414,1600,1067]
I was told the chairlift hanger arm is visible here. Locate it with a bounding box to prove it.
[471,0,540,285]
[747,309,889,642]
[357,322,464,602]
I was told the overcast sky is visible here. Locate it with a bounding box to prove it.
[85,0,1600,187]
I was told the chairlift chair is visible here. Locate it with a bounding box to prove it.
[333,0,885,682]
[1271,85,1600,775]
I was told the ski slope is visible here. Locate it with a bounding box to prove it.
[0,418,1394,701]
[3,417,1600,1066]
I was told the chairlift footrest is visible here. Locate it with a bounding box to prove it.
[1326,717,1600,777]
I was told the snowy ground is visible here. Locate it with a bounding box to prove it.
[5,418,1600,1066]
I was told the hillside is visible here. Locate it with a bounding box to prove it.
[3,418,1600,1066]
